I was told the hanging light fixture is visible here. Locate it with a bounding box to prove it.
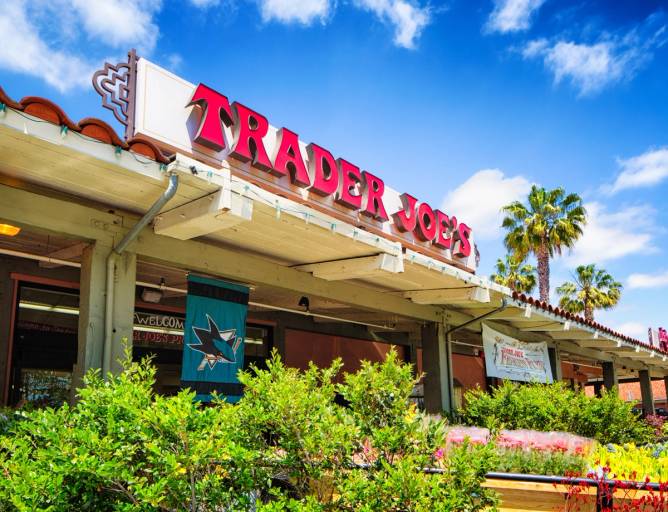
[0,223,20,236]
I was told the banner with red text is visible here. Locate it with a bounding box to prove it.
[482,324,553,383]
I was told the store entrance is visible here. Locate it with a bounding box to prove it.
[8,280,79,407]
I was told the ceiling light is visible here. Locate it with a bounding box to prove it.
[141,287,163,304]
[19,301,78,316]
[0,223,20,236]
[298,296,310,312]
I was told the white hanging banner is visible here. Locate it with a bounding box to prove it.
[482,324,553,383]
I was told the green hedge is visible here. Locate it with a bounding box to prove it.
[459,380,653,445]
[0,350,498,511]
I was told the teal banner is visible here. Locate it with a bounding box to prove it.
[180,275,249,402]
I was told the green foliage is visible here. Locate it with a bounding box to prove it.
[235,355,355,503]
[0,348,498,511]
[460,380,652,445]
[336,441,498,512]
[490,254,537,294]
[501,185,587,260]
[493,448,587,476]
[0,349,258,511]
[556,264,622,321]
[501,185,586,301]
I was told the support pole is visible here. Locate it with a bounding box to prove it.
[72,242,108,394]
[639,369,655,417]
[602,362,618,391]
[422,322,452,414]
[548,346,563,382]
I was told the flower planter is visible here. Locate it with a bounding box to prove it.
[484,478,597,511]
[484,476,668,511]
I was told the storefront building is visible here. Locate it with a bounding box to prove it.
[1,51,667,413]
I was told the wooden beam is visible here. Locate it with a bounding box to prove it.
[549,330,598,340]
[571,339,618,349]
[154,189,252,240]
[403,286,490,305]
[0,184,451,323]
[294,253,404,281]
[39,242,89,268]
[520,322,569,332]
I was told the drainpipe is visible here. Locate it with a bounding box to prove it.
[103,173,179,376]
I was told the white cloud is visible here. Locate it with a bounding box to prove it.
[566,202,657,265]
[441,169,532,241]
[189,0,219,6]
[628,271,668,289]
[607,147,668,194]
[354,0,430,49]
[258,0,331,25]
[0,0,164,92]
[615,321,648,339]
[70,0,162,53]
[0,1,96,92]
[522,15,667,95]
[486,0,546,34]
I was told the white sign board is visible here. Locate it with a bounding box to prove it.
[132,58,478,272]
[482,324,553,383]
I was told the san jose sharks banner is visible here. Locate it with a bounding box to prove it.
[180,275,249,402]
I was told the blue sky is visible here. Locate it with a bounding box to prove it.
[1,0,667,339]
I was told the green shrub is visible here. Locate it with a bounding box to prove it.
[460,380,652,445]
[336,351,498,511]
[492,448,587,476]
[0,351,258,511]
[0,349,498,511]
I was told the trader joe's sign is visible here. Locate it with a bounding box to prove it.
[132,58,478,271]
[482,324,553,383]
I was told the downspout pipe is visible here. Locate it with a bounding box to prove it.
[103,173,179,376]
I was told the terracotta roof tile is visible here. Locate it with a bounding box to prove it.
[511,290,664,355]
[0,86,170,164]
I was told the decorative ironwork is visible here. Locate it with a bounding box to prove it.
[92,49,138,139]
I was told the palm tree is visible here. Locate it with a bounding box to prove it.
[501,186,587,303]
[491,254,537,294]
[556,264,622,321]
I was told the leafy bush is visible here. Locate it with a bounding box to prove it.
[335,352,498,511]
[0,349,498,511]
[460,380,652,445]
[493,447,586,476]
[0,350,258,511]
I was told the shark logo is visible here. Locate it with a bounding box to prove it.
[188,314,242,371]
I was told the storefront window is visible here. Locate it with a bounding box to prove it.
[10,283,79,407]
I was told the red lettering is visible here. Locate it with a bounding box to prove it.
[361,171,389,221]
[230,102,272,171]
[454,222,472,258]
[392,193,418,232]
[307,143,339,196]
[415,202,437,242]
[434,210,453,249]
[335,158,362,210]
[272,128,310,187]
[188,83,233,151]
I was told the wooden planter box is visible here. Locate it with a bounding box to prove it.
[484,477,667,512]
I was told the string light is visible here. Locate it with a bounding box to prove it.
[0,105,161,166]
